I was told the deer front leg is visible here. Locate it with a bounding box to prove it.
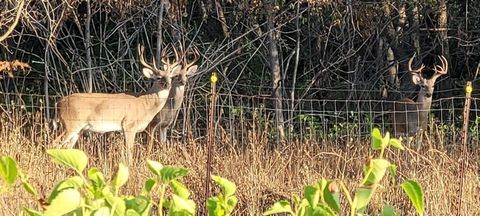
[123,130,137,166]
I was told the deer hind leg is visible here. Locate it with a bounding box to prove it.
[147,124,160,156]
[159,127,167,144]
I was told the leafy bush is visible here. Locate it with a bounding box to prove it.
[0,149,238,216]
[263,128,424,216]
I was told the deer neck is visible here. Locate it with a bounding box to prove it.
[139,81,171,110]
[415,91,432,126]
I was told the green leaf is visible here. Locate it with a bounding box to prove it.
[47,149,88,173]
[362,159,390,185]
[88,168,106,189]
[311,205,336,216]
[388,138,404,150]
[170,194,196,215]
[353,187,374,214]
[263,200,294,215]
[125,195,152,215]
[48,176,84,203]
[225,196,238,213]
[142,178,157,195]
[212,175,236,197]
[0,156,18,186]
[23,208,43,216]
[380,204,400,216]
[112,163,129,194]
[304,185,320,207]
[371,128,383,150]
[44,188,82,216]
[125,209,141,216]
[171,180,191,199]
[146,160,163,176]
[382,132,391,148]
[159,166,188,183]
[323,182,341,213]
[92,207,110,216]
[106,196,126,216]
[22,181,38,197]
[401,180,424,216]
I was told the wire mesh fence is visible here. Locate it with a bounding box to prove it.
[1,89,479,148]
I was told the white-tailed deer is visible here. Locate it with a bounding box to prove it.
[392,54,448,137]
[148,46,200,147]
[53,45,182,165]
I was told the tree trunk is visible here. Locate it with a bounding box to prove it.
[410,0,421,55]
[265,0,285,140]
[438,0,449,58]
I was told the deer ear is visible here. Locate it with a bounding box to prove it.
[411,73,423,85]
[186,65,198,76]
[143,68,155,78]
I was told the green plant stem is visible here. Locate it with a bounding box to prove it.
[339,181,354,216]
[158,184,167,216]
[379,147,385,159]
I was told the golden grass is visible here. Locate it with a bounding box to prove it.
[0,111,479,215]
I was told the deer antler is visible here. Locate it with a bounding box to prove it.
[408,54,425,74]
[433,55,448,75]
[184,47,200,69]
[138,45,159,72]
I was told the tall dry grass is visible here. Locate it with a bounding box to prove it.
[0,109,479,215]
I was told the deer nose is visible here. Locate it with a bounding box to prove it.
[425,93,432,97]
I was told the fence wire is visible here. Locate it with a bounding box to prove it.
[1,91,479,148]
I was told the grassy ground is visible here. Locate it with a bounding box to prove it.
[0,112,479,215]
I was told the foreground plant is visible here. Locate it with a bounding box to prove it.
[263,128,424,216]
[0,149,238,216]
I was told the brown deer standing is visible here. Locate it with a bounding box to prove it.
[393,54,448,137]
[53,45,181,165]
[147,46,200,149]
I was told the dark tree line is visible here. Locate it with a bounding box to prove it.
[1,0,479,138]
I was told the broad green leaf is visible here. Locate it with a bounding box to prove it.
[48,176,84,203]
[125,195,152,215]
[207,197,221,216]
[225,196,238,213]
[401,180,424,216]
[142,178,157,195]
[47,149,88,173]
[362,159,390,185]
[106,196,126,216]
[44,188,82,216]
[382,132,391,148]
[125,209,141,216]
[92,207,110,216]
[323,182,341,213]
[23,208,43,216]
[171,179,191,199]
[263,200,294,215]
[388,138,404,150]
[170,194,196,215]
[112,163,129,194]
[88,168,106,189]
[0,156,17,186]
[311,205,336,216]
[22,181,38,197]
[353,187,374,213]
[212,175,236,197]
[371,128,383,150]
[159,166,188,183]
[380,204,399,216]
[304,185,320,207]
[146,160,163,176]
